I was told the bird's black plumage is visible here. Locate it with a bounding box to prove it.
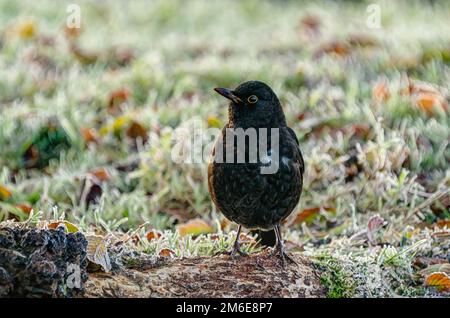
[208,81,304,264]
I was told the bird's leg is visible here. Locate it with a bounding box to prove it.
[230,225,247,257]
[271,224,297,267]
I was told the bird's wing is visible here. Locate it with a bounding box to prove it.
[286,127,305,174]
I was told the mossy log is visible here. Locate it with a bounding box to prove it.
[0,223,325,298]
[85,252,326,298]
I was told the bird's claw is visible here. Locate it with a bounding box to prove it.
[271,247,297,267]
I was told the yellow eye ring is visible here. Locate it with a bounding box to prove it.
[247,95,258,104]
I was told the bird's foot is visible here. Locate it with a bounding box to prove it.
[230,242,248,258]
[270,247,297,267]
[214,244,247,258]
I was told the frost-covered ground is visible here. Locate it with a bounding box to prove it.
[0,0,449,297]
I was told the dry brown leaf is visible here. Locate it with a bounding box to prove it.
[126,120,148,142]
[415,93,448,115]
[16,203,33,215]
[400,78,449,115]
[108,88,130,113]
[177,218,214,237]
[437,220,450,229]
[159,248,174,257]
[86,235,111,272]
[239,232,257,244]
[220,218,230,231]
[432,230,450,238]
[288,207,335,226]
[425,272,450,292]
[315,41,350,58]
[145,230,162,241]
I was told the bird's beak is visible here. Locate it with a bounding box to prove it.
[214,87,242,104]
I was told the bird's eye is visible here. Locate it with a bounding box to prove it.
[247,95,258,104]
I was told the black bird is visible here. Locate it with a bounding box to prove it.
[208,81,304,264]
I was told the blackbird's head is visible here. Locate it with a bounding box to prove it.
[214,81,287,128]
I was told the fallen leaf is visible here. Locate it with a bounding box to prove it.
[415,93,448,115]
[16,203,33,214]
[239,232,257,244]
[130,234,141,245]
[80,127,99,144]
[86,235,111,272]
[177,218,214,237]
[400,78,449,115]
[108,88,130,114]
[79,178,103,206]
[0,185,12,200]
[367,215,387,244]
[126,120,148,143]
[111,116,129,134]
[437,220,450,228]
[425,272,450,292]
[367,215,386,232]
[209,234,220,240]
[432,230,450,238]
[314,41,350,58]
[207,115,223,128]
[16,20,37,39]
[145,230,162,241]
[288,207,335,226]
[47,220,79,233]
[372,81,390,102]
[159,248,174,257]
[89,167,111,182]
